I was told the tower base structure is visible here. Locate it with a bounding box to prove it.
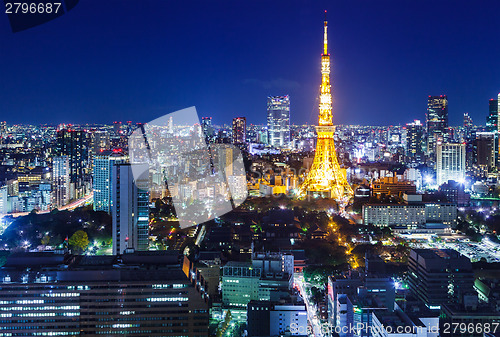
[298,125,353,203]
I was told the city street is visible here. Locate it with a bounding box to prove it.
[10,193,94,218]
[295,273,324,337]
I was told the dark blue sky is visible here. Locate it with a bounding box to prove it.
[1,0,499,126]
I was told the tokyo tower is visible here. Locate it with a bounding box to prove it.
[298,13,354,202]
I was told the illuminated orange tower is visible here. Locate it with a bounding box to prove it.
[298,13,354,202]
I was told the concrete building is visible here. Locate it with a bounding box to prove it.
[221,252,294,321]
[267,95,290,148]
[426,95,448,158]
[436,143,466,186]
[371,175,416,197]
[247,301,307,337]
[475,132,496,170]
[52,156,70,208]
[92,150,127,213]
[232,117,246,144]
[408,249,474,311]
[112,163,149,255]
[362,201,457,228]
[327,272,396,337]
[438,180,470,207]
[0,251,209,337]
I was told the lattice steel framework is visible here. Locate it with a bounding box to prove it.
[298,15,354,202]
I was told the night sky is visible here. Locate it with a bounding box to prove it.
[1,0,500,126]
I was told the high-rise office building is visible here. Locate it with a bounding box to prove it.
[463,112,473,129]
[0,121,6,141]
[56,129,90,191]
[201,117,214,140]
[93,150,127,213]
[113,121,122,135]
[52,156,71,208]
[408,249,474,310]
[232,117,246,144]
[486,94,500,167]
[221,252,294,321]
[475,132,496,170]
[267,95,290,148]
[0,185,8,214]
[0,251,209,337]
[90,130,110,155]
[247,302,307,337]
[426,95,448,156]
[486,97,499,132]
[436,143,466,186]
[112,163,150,255]
[463,112,473,142]
[406,120,424,160]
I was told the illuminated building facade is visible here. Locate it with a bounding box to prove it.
[93,150,127,213]
[201,117,214,141]
[371,175,417,197]
[426,95,448,157]
[486,96,499,132]
[52,156,70,208]
[463,112,473,129]
[436,143,466,186]
[485,94,500,167]
[56,129,90,194]
[113,121,122,135]
[90,130,110,156]
[221,253,294,321]
[298,15,353,202]
[362,202,457,227]
[267,95,290,148]
[405,120,424,161]
[232,117,246,144]
[363,193,457,227]
[0,251,209,337]
[112,163,149,255]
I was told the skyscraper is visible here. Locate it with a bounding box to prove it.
[475,132,496,170]
[406,120,424,160]
[232,117,246,144]
[52,156,70,208]
[201,117,214,141]
[436,143,466,186]
[426,95,448,156]
[56,128,90,193]
[112,163,149,255]
[486,94,500,167]
[113,121,122,135]
[463,112,473,129]
[267,95,290,148]
[93,150,127,213]
[486,97,499,132]
[91,130,110,156]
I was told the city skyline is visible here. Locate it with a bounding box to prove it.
[1,6,500,336]
[1,0,500,127]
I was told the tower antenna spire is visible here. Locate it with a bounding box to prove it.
[323,10,328,55]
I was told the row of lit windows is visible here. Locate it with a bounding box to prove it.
[0,306,79,312]
[146,297,188,302]
[0,332,77,337]
[152,284,186,289]
[0,312,79,318]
